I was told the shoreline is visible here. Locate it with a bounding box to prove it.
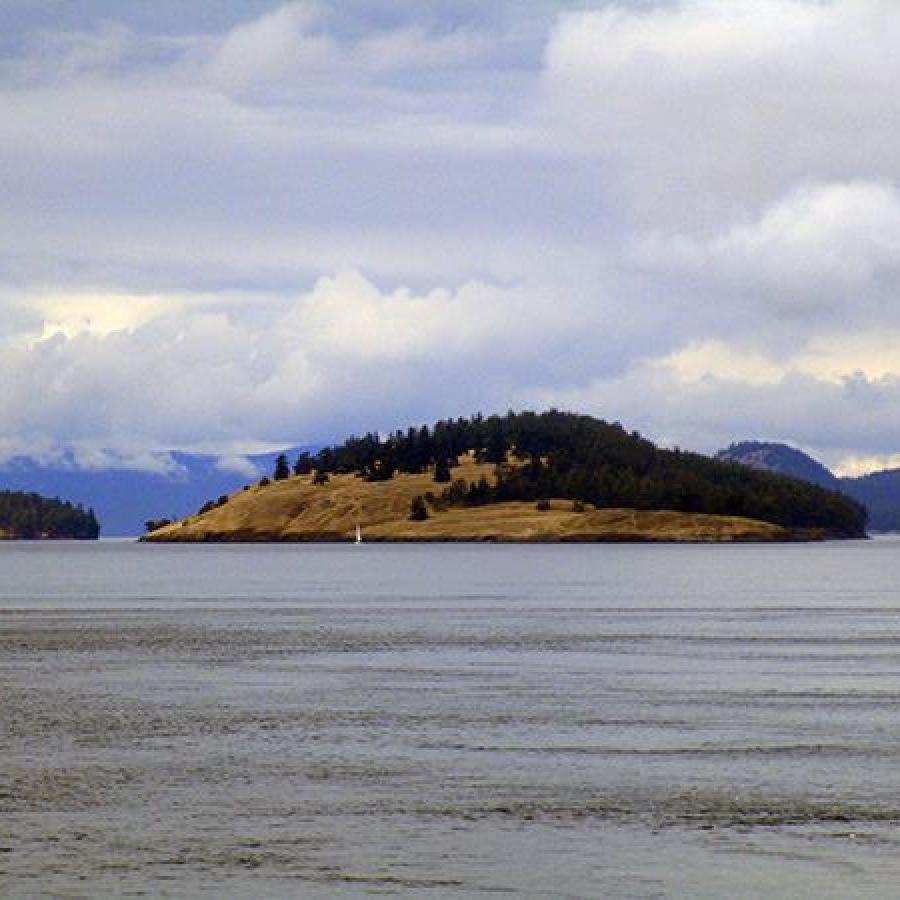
[142,527,847,545]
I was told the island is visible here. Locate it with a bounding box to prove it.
[0,490,100,540]
[143,411,866,543]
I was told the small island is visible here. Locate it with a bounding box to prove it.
[144,411,867,544]
[0,490,100,540]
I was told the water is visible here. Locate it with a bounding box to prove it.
[4,539,900,897]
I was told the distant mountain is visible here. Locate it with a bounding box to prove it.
[840,469,900,533]
[716,441,839,489]
[0,449,309,536]
[718,441,900,532]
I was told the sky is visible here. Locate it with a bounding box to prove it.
[2,0,900,477]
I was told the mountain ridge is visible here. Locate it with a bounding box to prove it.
[716,441,839,489]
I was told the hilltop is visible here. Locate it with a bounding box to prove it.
[144,411,866,542]
[717,441,839,490]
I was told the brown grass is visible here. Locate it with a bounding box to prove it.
[144,455,792,543]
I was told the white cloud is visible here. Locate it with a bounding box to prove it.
[710,181,900,305]
[632,180,900,333]
[538,357,900,469]
[204,1,490,100]
[206,2,331,93]
[659,327,900,390]
[543,0,900,225]
[31,292,182,342]
[287,270,569,363]
[0,272,580,462]
[833,454,900,478]
[3,1,900,472]
[662,340,785,386]
[214,454,263,478]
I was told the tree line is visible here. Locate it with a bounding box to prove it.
[0,491,100,539]
[282,412,519,483]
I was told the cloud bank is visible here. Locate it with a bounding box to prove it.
[2,0,900,473]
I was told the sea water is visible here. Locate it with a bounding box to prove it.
[3,539,900,897]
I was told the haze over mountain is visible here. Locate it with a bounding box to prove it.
[718,441,900,532]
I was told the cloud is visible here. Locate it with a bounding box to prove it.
[833,454,900,478]
[3,1,900,472]
[31,292,183,342]
[206,2,329,93]
[0,272,585,464]
[656,180,900,293]
[542,0,900,225]
[214,454,263,478]
[537,359,900,472]
[16,22,136,84]
[631,180,900,340]
[661,328,900,390]
[204,1,490,99]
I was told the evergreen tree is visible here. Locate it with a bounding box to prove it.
[409,495,429,521]
[0,490,100,539]
[315,447,336,474]
[483,425,508,464]
[293,452,313,476]
[434,456,452,483]
[273,453,291,480]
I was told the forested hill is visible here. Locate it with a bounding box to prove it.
[280,411,866,538]
[0,491,100,539]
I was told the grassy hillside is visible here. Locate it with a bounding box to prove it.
[145,454,799,543]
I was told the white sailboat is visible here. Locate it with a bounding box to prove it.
[355,522,362,544]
